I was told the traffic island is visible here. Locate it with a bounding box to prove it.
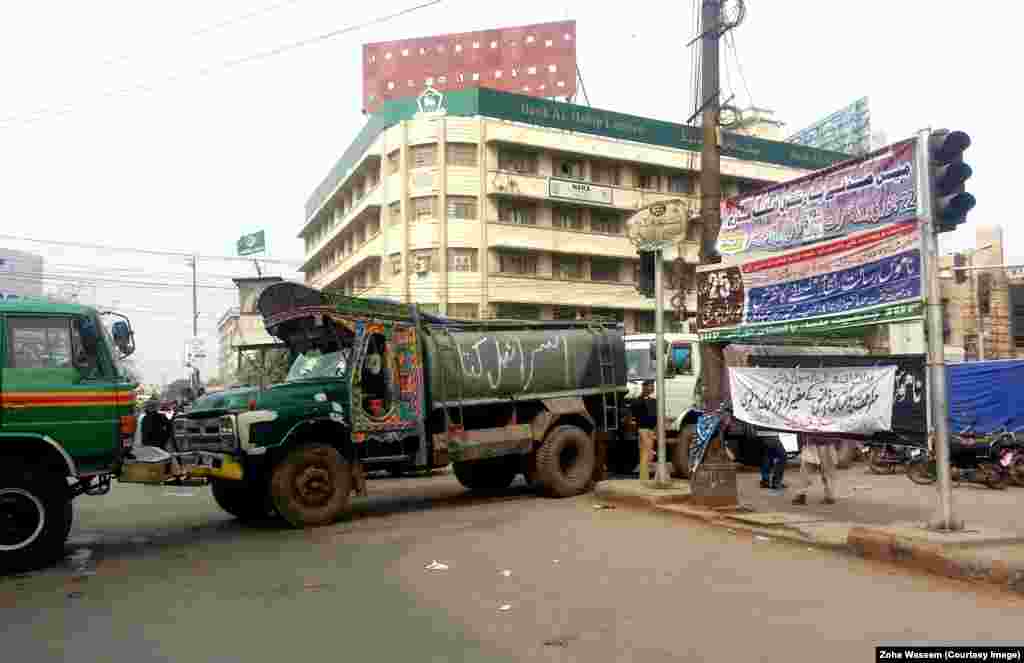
[592,479,1024,596]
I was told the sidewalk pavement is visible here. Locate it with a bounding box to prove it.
[594,465,1024,595]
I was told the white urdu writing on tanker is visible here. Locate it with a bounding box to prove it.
[456,334,570,391]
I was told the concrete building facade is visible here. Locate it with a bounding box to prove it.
[216,277,284,384]
[299,88,847,331]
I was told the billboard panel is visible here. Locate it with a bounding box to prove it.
[697,223,923,341]
[788,97,872,156]
[717,139,918,258]
[362,20,577,113]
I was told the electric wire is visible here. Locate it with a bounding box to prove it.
[0,0,445,129]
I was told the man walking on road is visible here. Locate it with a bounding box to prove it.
[792,433,838,505]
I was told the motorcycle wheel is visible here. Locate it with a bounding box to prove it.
[906,457,938,485]
[983,465,1010,490]
[1011,456,1024,487]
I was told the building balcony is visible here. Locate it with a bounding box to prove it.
[487,273,694,311]
[302,186,383,270]
[304,150,382,228]
[485,169,696,214]
[486,221,701,264]
[309,232,385,291]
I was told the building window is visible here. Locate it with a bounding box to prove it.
[410,248,438,275]
[553,207,583,231]
[448,248,478,272]
[591,213,622,235]
[498,149,538,174]
[553,306,586,320]
[668,173,694,194]
[449,303,479,318]
[389,201,401,225]
[447,196,477,219]
[555,157,584,180]
[590,307,625,323]
[591,162,621,186]
[410,144,436,168]
[555,255,583,280]
[590,257,621,282]
[495,303,541,319]
[498,252,539,275]
[417,303,441,314]
[390,253,402,275]
[498,203,536,225]
[978,273,993,317]
[446,143,477,167]
[638,171,660,191]
[387,150,400,175]
[412,196,436,221]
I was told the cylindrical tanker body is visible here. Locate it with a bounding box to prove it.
[422,324,627,408]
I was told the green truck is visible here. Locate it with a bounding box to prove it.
[0,297,138,571]
[170,282,627,528]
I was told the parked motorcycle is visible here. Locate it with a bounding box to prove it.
[864,436,926,474]
[906,421,1023,489]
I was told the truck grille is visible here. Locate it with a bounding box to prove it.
[175,417,233,452]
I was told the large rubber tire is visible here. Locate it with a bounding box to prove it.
[535,425,596,498]
[0,465,73,574]
[906,458,938,485]
[210,478,274,521]
[452,458,518,494]
[269,444,353,528]
[671,425,696,479]
[983,465,1010,490]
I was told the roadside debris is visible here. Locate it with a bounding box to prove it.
[499,604,512,611]
[754,536,771,542]
[424,560,449,571]
[552,559,560,564]
[544,638,570,647]
[500,569,512,577]
[592,504,616,510]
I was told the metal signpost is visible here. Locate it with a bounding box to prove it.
[627,199,692,487]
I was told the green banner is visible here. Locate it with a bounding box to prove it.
[237,231,266,256]
[698,302,923,342]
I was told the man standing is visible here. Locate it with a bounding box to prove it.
[792,433,839,505]
[759,432,787,490]
[630,380,658,481]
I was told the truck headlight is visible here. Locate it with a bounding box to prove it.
[219,415,237,444]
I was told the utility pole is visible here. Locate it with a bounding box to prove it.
[971,262,985,360]
[698,0,726,411]
[189,255,199,394]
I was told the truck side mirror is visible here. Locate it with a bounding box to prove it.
[111,320,135,357]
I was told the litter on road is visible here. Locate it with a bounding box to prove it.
[499,604,512,611]
[424,560,450,571]
[593,504,616,510]
[500,569,512,577]
[755,536,771,542]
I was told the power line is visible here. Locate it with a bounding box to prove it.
[0,233,303,266]
[0,0,444,129]
[726,30,754,109]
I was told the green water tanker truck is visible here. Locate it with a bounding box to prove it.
[168,282,627,528]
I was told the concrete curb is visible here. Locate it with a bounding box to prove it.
[593,487,1024,595]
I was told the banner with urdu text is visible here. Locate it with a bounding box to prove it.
[729,366,897,435]
[697,223,923,341]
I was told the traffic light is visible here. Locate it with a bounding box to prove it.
[953,253,967,284]
[928,129,975,233]
[637,250,656,298]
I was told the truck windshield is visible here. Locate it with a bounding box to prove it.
[626,345,655,381]
[287,350,350,382]
[97,315,130,380]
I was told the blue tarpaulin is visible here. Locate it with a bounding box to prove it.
[947,360,1024,434]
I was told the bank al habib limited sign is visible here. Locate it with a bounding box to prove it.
[548,177,613,205]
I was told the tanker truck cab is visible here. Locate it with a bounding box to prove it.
[0,298,137,572]
[229,282,627,531]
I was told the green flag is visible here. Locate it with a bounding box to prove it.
[237,231,266,256]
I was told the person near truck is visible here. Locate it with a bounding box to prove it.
[630,380,658,480]
[792,433,839,505]
[141,399,173,449]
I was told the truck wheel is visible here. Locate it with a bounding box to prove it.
[211,479,274,521]
[453,458,518,494]
[269,444,352,528]
[0,465,73,573]
[671,425,695,478]
[535,425,596,497]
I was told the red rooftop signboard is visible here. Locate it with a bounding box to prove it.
[362,20,577,113]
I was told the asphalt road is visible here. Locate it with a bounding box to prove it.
[2,473,1023,662]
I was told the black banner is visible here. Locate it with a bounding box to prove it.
[749,354,926,438]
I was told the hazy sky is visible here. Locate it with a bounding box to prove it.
[0,0,1016,384]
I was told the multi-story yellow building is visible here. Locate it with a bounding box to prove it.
[299,88,845,332]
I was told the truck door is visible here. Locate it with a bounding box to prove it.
[1,315,119,472]
[349,321,423,440]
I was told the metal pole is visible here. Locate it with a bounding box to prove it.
[654,246,670,486]
[916,129,959,531]
[191,255,199,393]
